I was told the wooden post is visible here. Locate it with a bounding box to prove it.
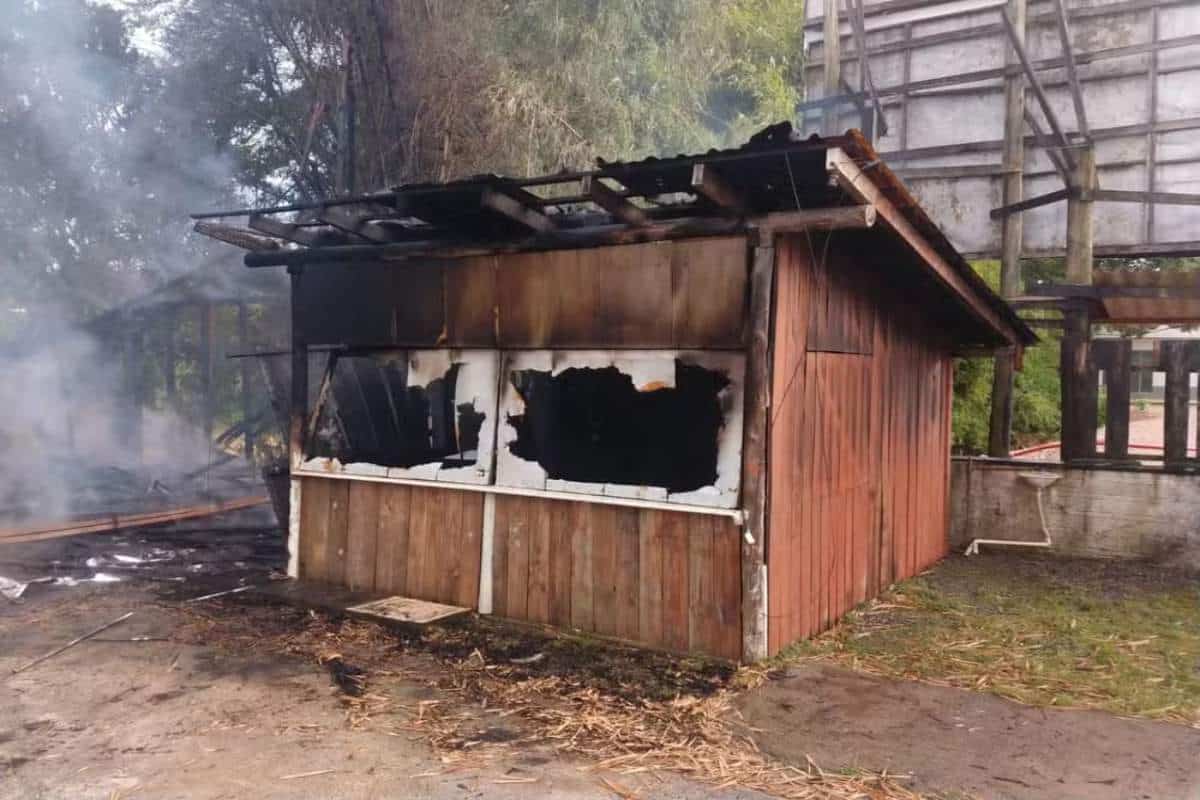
[822,0,842,136]
[200,303,216,451]
[988,0,1027,459]
[126,320,146,465]
[1163,342,1189,465]
[238,303,255,470]
[1066,146,1097,285]
[1103,339,1132,459]
[163,309,177,408]
[740,237,774,662]
[340,33,357,196]
[287,267,308,578]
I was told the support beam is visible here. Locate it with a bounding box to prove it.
[480,188,556,233]
[1094,189,1200,206]
[740,239,774,662]
[989,0,1027,458]
[1051,0,1090,140]
[844,0,888,137]
[823,0,842,135]
[581,176,648,226]
[1065,146,1097,285]
[201,303,216,453]
[1023,108,1075,187]
[990,187,1070,219]
[1001,8,1075,162]
[238,303,255,471]
[690,163,746,215]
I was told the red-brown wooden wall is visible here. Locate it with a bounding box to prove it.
[767,233,953,654]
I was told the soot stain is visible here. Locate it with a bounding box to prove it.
[506,360,729,493]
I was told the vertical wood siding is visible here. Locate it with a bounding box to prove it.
[767,233,954,654]
[297,476,483,608]
[490,496,742,660]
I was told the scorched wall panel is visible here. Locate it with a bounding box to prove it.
[766,233,953,654]
[298,476,483,608]
[489,496,742,660]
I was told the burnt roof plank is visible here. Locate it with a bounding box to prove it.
[690,163,746,216]
[480,187,557,234]
[248,213,347,247]
[581,176,649,227]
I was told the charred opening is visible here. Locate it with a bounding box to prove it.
[308,353,484,469]
[506,361,730,493]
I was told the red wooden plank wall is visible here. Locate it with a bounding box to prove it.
[298,477,483,608]
[767,233,953,654]
[490,496,743,660]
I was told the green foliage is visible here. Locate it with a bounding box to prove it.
[953,259,1064,453]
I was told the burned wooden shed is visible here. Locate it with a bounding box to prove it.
[195,127,1034,661]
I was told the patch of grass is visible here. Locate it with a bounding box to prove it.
[787,555,1200,726]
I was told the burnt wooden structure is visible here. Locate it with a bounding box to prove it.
[1020,270,1200,469]
[195,127,1033,661]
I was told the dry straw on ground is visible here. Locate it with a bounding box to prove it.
[175,602,927,799]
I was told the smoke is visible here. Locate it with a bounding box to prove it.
[0,0,281,524]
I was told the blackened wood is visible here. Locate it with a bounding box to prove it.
[480,188,556,234]
[289,269,309,471]
[1104,340,1132,458]
[1059,309,1093,462]
[740,241,773,661]
[1163,341,1190,464]
[582,176,648,226]
[237,303,254,468]
[691,164,746,215]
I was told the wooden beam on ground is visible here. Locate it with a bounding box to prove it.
[193,221,281,252]
[0,496,270,545]
[1052,0,1090,140]
[825,147,1022,345]
[691,164,746,215]
[480,188,557,234]
[990,187,1071,219]
[1001,8,1075,163]
[581,176,648,226]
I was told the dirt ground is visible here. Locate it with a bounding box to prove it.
[3,520,1199,799]
[738,663,1200,800]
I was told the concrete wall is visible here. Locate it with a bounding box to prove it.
[951,458,1200,570]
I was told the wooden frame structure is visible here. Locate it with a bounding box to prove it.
[194,127,1032,661]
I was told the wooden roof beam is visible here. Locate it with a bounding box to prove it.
[825,146,1023,346]
[581,176,648,226]
[480,188,556,233]
[691,163,746,215]
[192,221,281,252]
[318,204,409,243]
[248,213,330,247]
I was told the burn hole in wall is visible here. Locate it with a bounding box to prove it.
[506,360,730,493]
[307,353,485,468]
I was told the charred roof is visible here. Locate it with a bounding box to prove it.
[191,124,1035,347]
